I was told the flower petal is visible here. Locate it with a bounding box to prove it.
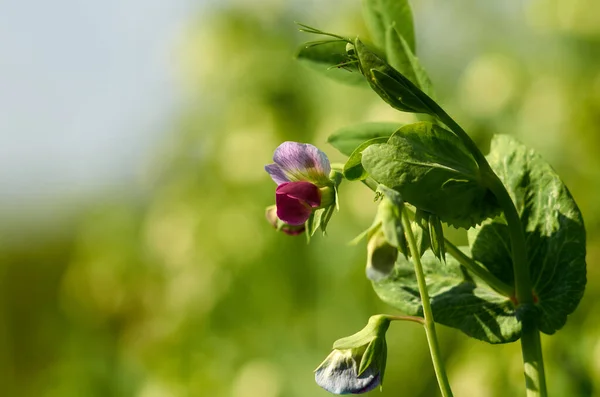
[264,163,289,185]
[276,182,320,225]
[276,181,321,207]
[314,350,380,395]
[276,193,313,225]
[265,205,306,235]
[272,141,331,185]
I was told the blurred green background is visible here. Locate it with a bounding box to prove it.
[1,0,600,396]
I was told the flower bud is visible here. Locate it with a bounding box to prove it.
[315,315,390,394]
[366,227,398,281]
[265,205,305,235]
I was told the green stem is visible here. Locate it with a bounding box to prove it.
[383,314,425,326]
[428,103,547,397]
[444,240,514,297]
[361,177,379,192]
[489,177,547,397]
[401,208,454,397]
[362,177,513,297]
[521,317,548,396]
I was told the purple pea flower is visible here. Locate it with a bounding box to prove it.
[265,142,334,226]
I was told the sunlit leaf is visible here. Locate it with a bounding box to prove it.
[385,25,435,99]
[361,122,500,228]
[343,137,389,180]
[362,0,415,52]
[468,135,587,334]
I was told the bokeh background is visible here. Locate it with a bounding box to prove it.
[1,0,600,396]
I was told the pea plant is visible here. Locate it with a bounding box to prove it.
[263,1,586,396]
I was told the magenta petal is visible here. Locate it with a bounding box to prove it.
[272,142,331,182]
[277,182,321,207]
[276,195,312,225]
[265,163,289,185]
[276,182,321,225]
[265,205,306,235]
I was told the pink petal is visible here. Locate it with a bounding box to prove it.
[277,182,321,207]
[275,182,321,225]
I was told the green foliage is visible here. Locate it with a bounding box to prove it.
[427,213,446,263]
[376,185,407,253]
[412,209,431,257]
[468,135,587,334]
[328,121,401,156]
[385,25,435,98]
[361,122,500,228]
[353,39,432,114]
[343,137,389,180]
[296,40,365,85]
[362,0,415,52]
[307,173,342,238]
[373,249,521,344]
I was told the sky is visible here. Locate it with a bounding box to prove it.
[0,0,198,208]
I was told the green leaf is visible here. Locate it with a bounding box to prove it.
[362,0,415,52]
[468,135,587,334]
[296,40,365,85]
[361,122,500,228]
[328,122,401,156]
[319,204,336,235]
[353,39,433,114]
[343,137,389,181]
[373,248,521,343]
[385,25,435,99]
[307,209,323,237]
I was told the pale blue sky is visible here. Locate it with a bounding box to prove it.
[0,0,198,206]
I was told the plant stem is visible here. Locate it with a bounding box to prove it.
[444,240,514,297]
[521,317,548,396]
[488,177,547,397]
[383,314,425,326]
[401,208,454,397]
[428,103,547,397]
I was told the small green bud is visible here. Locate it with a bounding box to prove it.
[376,185,409,256]
[366,227,398,281]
